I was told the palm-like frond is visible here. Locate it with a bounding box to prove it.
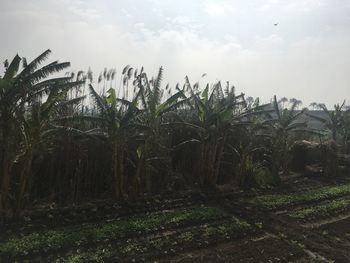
[273,95,281,120]
[30,77,72,92]
[89,84,107,113]
[156,90,187,116]
[23,61,71,85]
[57,95,86,109]
[152,66,163,106]
[3,54,21,82]
[41,124,93,139]
[17,49,52,79]
[55,115,106,123]
[28,80,84,101]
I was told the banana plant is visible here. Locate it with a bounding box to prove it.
[15,88,86,211]
[344,110,350,152]
[182,78,247,188]
[82,84,141,200]
[0,50,77,214]
[265,96,308,174]
[307,101,349,143]
[133,67,188,193]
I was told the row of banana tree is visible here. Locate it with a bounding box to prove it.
[1,50,349,216]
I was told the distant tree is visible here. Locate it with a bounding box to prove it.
[309,102,319,110]
[289,98,302,109]
[307,101,348,142]
[266,96,308,174]
[278,97,288,108]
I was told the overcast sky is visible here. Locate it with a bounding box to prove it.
[1,0,350,106]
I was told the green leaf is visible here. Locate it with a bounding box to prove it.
[202,85,209,103]
[115,121,120,129]
[3,54,21,82]
[137,146,142,158]
[107,88,117,108]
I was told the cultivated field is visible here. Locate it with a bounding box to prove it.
[1,173,350,262]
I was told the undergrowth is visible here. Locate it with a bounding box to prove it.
[0,206,225,258]
[257,183,350,209]
[288,198,350,219]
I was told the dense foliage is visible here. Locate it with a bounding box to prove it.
[1,50,349,216]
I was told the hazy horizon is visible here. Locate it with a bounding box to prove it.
[1,0,350,107]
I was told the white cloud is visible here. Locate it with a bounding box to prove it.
[257,0,327,13]
[282,0,328,13]
[168,16,191,24]
[69,7,100,20]
[203,1,235,17]
[1,0,350,106]
[121,8,132,18]
[254,34,286,51]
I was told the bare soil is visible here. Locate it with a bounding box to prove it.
[1,173,350,262]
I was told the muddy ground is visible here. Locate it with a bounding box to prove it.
[1,173,350,262]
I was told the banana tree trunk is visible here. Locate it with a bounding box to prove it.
[142,139,153,194]
[119,149,125,198]
[16,147,33,211]
[113,141,125,200]
[332,128,337,142]
[0,153,12,215]
[208,141,218,186]
[213,134,227,184]
[113,143,120,199]
[134,151,145,196]
[200,142,207,187]
[0,118,14,216]
[201,139,218,189]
